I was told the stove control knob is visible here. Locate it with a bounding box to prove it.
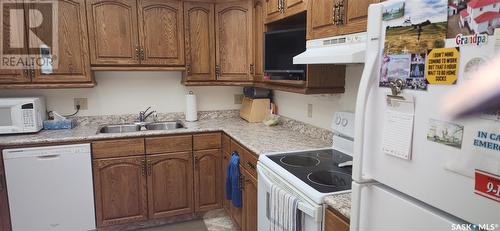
[335,116,342,125]
[342,118,348,127]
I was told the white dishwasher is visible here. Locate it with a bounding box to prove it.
[3,144,96,231]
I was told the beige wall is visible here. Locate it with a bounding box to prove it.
[0,71,243,116]
[0,66,363,129]
[273,65,363,129]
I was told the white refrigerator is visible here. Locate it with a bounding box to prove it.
[350,1,500,231]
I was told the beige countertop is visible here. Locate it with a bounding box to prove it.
[324,193,351,219]
[0,117,331,155]
[0,113,349,216]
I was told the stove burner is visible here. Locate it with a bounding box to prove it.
[280,155,320,167]
[307,171,351,187]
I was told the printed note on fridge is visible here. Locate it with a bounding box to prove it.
[382,95,415,160]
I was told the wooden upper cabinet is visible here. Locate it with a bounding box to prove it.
[253,0,264,81]
[264,0,306,23]
[215,1,253,82]
[242,170,258,231]
[93,156,148,227]
[0,1,30,84]
[146,152,193,219]
[308,0,378,39]
[87,0,140,65]
[138,0,184,66]
[29,0,92,83]
[183,1,216,81]
[264,0,281,21]
[194,149,222,212]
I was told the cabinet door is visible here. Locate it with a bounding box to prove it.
[194,149,222,212]
[242,170,257,231]
[215,1,253,81]
[184,1,216,81]
[86,0,140,65]
[138,0,184,66]
[93,156,147,227]
[0,2,30,84]
[230,164,243,228]
[283,0,307,16]
[324,208,349,231]
[343,0,379,34]
[0,157,11,231]
[222,153,230,212]
[146,152,194,219]
[29,0,91,83]
[264,0,281,22]
[253,0,264,81]
[307,0,336,39]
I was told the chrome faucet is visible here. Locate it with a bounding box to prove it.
[138,106,156,123]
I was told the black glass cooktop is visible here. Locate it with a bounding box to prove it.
[268,149,353,193]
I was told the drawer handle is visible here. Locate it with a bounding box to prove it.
[246,162,256,170]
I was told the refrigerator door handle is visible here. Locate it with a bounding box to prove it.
[353,3,383,183]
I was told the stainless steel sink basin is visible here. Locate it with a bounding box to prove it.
[145,121,184,130]
[99,124,142,133]
[99,121,185,133]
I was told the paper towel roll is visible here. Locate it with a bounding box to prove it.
[186,91,198,122]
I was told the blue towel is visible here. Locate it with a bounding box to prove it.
[225,152,242,208]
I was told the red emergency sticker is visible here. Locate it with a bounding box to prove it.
[474,169,500,202]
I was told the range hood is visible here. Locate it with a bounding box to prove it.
[293,32,367,64]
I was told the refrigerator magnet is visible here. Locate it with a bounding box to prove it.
[474,169,500,203]
[425,47,460,85]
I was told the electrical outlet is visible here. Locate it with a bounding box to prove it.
[234,94,244,104]
[74,98,88,110]
[307,103,313,118]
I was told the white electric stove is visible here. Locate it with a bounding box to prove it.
[257,112,355,231]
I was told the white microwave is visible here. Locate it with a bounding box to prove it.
[0,97,46,134]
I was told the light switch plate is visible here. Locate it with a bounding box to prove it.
[74,98,88,110]
[307,104,313,118]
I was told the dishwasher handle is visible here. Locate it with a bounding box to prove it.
[37,154,61,160]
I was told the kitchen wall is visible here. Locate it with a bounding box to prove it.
[0,72,243,116]
[273,65,363,130]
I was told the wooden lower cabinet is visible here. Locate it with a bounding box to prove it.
[0,157,11,231]
[147,152,194,219]
[194,149,222,212]
[93,156,148,227]
[325,208,350,231]
[242,169,258,231]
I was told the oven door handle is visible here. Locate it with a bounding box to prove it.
[257,164,321,221]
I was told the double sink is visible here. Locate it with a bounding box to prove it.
[99,121,185,134]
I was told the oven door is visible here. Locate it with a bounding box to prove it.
[0,101,24,134]
[257,163,324,231]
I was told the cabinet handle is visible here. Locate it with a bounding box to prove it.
[249,64,255,75]
[332,1,337,24]
[147,160,152,176]
[277,0,281,13]
[194,155,199,170]
[186,64,191,75]
[239,175,245,191]
[30,68,35,78]
[246,162,256,170]
[338,0,345,25]
[135,46,140,60]
[141,159,146,176]
[215,65,221,78]
[139,47,145,60]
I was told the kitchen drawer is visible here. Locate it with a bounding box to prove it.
[145,135,192,154]
[92,138,145,159]
[194,133,221,150]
